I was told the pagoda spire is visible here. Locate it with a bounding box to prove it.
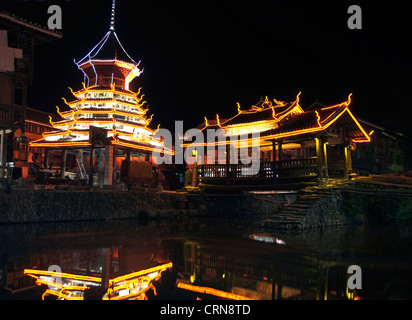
[75,0,143,89]
[110,0,116,30]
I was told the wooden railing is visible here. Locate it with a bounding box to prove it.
[197,157,319,184]
[277,157,318,178]
[327,160,346,176]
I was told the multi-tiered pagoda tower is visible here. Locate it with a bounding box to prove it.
[30,0,172,186]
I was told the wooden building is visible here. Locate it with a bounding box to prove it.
[191,93,371,188]
[352,120,411,175]
[0,10,62,185]
[13,107,56,178]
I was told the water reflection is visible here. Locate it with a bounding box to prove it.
[0,218,411,300]
[24,262,172,300]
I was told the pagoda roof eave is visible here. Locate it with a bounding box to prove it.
[72,85,140,97]
[30,137,170,154]
[77,58,137,70]
[112,137,174,155]
[59,108,146,119]
[29,139,92,149]
[64,97,146,109]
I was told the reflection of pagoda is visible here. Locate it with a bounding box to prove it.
[30,0,172,186]
[24,262,173,300]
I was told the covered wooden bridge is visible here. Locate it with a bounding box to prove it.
[191,94,371,189]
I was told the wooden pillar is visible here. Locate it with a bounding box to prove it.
[315,137,323,179]
[316,263,329,300]
[44,149,50,170]
[60,149,67,178]
[125,148,131,161]
[0,129,6,179]
[343,145,351,180]
[101,247,111,291]
[272,140,277,182]
[323,139,328,179]
[278,140,283,178]
[112,146,117,184]
[89,148,95,187]
[89,148,95,169]
[226,137,230,184]
[104,145,114,186]
[96,148,105,187]
[77,149,85,180]
[278,140,283,161]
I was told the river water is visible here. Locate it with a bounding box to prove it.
[0,216,411,300]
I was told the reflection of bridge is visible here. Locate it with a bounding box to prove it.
[180,238,357,300]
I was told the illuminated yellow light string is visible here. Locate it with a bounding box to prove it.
[24,269,102,283]
[177,282,256,300]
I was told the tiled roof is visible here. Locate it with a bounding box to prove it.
[25,107,60,126]
[0,11,62,38]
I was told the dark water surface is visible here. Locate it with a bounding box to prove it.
[0,216,411,300]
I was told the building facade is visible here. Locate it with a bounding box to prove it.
[352,120,411,175]
[0,10,62,185]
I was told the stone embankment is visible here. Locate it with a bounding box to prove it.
[260,188,354,231]
[260,182,412,231]
[2,181,412,227]
[0,189,297,224]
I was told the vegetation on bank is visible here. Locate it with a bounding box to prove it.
[340,183,412,222]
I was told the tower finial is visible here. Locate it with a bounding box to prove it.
[110,0,116,30]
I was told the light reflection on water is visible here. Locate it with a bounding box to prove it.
[0,217,411,300]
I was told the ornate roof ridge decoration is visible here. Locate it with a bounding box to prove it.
[191,93,370,146]
[201,92,304,131]
[261,93,371,143]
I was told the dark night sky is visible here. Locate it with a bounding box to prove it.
[1,0,411,133]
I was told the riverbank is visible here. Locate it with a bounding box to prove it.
[261,179,412,231]
[0,188,297,224]
[1,179,412,227]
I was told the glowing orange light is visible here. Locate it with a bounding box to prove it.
[273,97,287,107]
[30,140,91,148]
[112,137,174,155]
[24,269,102,283]
[105,262,173,300]
[216,114,221,127]
[203,116,209,130]
[190,93,370,153]
[236,102,242,114]
[315,110,321,127]
[25,262,173,301]
[110,263,172,285]
[176,282,256,300]
[271,105,276,119]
